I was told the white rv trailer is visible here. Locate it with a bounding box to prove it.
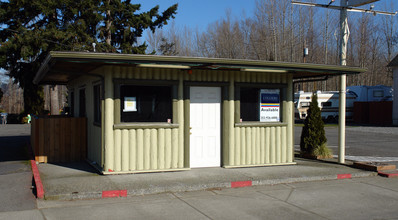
[294,90,357,122]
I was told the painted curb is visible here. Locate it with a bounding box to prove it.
[30,160,44,199]
[102,190,128,198]
[337,173,352,179]
[378,171,398,178]
[41,171,377,201]
[231,181,252,188]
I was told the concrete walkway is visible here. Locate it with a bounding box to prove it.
[38,158,377,200]
[1,175,398,220]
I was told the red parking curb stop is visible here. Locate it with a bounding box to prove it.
[231,181,252,188]
[119,190,128,197]
[102,190,128,198]
[31,160,44,199]
[337,174,352,179]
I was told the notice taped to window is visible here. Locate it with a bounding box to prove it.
[123,97,137,112]
[260,89,280,122]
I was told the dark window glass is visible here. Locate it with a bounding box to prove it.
[240,87,260,121]
[120,85,172,122]
[79,89,86,117]
[93,84,101,123]
[321,102,332,107]
[373,90,384,97]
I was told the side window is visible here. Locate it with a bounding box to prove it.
[373,90,384,98]
[120,85,172,122]
[321,102,332,108]
[93,84,101,124]
[79,88,86,117]
[300,102,310,108]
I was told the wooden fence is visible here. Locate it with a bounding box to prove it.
[31,117,87,163]
[354,101,392,125]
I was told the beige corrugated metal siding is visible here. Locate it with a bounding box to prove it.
[228,124,293,167]
[90,65,294,173]
[111,127,182,172]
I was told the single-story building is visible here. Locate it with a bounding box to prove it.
[388,56,398,126]
[33,51,365,174]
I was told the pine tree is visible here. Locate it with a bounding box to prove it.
[0,0,177,114]
[300,92,328,156]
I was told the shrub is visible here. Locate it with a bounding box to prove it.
[300,92,329,156]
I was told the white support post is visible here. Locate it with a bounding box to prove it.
[338,0,348,164]
[104,68,114,171]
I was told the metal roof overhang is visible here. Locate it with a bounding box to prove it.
[34,51,366,85]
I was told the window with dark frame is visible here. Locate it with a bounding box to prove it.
[240,87,282,122]
[93,84,101,124]
[79,88,86,117]
[120,85,172,122]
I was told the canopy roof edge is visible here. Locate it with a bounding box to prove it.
[34,51,367,85]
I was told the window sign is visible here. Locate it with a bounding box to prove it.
[259,89,280,122]
[123,97,137,112]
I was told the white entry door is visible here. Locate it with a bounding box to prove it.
[190,87,221,168]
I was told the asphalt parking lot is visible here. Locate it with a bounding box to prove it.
[294,124,398,167]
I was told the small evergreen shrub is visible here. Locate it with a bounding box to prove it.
[300,92,331,157]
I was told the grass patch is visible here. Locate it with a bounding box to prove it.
[312,143,332,158]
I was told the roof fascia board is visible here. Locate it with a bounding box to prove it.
[34,51,367,84]
[48,51,366,74]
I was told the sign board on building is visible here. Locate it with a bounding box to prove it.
[346,0,379,7]
[123,97,137,112]
[259,89,280,122]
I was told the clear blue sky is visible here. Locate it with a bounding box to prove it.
[139,0,256,31]
[138,0,398,30]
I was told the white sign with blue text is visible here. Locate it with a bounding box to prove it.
[260,89,280,122]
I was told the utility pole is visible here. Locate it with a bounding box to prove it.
[292,0,396,164]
